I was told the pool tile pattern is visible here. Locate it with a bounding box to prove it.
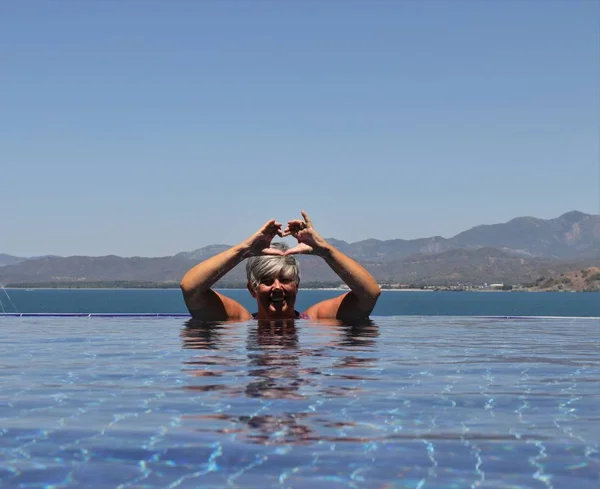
[1,316,599,488]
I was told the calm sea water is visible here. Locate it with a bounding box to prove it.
[1,315,599,488]
[1,288,599,316]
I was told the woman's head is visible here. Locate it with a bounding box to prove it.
[246,242,301,318]
[246,242,300,289]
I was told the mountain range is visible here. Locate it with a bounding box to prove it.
[1,211,598,287]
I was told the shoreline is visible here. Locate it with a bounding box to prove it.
[3,287,597,293]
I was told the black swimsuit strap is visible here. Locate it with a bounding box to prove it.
[252,310,305,319]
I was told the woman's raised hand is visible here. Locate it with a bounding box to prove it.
[282,211,328,256]
[244,219,285,256]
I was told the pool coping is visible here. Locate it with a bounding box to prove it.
[0,313,599,319]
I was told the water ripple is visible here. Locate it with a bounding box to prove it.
[1,316,599,488]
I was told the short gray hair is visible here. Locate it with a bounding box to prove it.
[246,242,301,289]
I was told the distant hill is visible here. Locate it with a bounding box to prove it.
[0,254,27,267]
[0,254,59,268]
[323,211,600,261]
[533,267,600,292]
[175,245,230,262]
[450,211,599,259]
[1,211,599,287]
[0,255,191,285]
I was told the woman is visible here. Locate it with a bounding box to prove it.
[180,211,380,321]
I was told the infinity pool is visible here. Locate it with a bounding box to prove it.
[1,316,598,488]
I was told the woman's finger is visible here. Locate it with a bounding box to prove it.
[301,210,313,228]
[284,244,313,255]
[262,247,285,256]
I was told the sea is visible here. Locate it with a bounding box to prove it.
[1,288,599,317]
[1,289,599,488]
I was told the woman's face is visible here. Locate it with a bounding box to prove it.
[248,272,298,319]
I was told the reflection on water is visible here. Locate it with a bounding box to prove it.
[245,321,303,401]
[180,320,230,349]
[180,318,381,445]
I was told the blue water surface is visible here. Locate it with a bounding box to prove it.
[1,289,599,316]
[1,315,599,488]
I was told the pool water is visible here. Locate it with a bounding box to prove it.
[1,316,599,488]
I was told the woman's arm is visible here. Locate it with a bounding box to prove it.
[180,219,284,320]
[283,211,381,320]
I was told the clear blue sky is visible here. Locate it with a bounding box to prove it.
[1,0,598,257]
